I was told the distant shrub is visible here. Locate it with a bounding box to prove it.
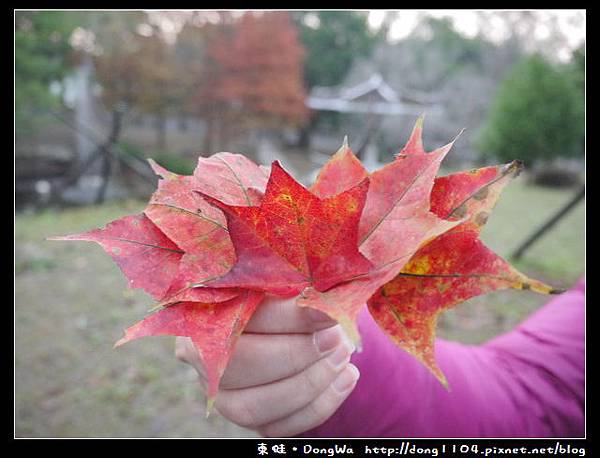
[476,53,584,165]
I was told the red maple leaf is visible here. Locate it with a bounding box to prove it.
[199,161,373,294]
[367,160,561,386]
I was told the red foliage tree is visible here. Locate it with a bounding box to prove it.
[196,11,309,150]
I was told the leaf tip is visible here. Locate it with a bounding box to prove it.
[503,160,524,178]
[550,288,566,295]
[398,114,427,156]
[431,365,449,390]
[205,396,216,418]
[338,317,362,352]
[430,127,466,162]
[342,135,349,149]
[46,234,74,241]
[520,279,563,295]
[410,115,425,147]
[440,377,451,391]
[448,127,466,148]
[113,336,127,349]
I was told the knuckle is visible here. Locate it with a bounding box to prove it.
[306,392,332,424]
[219,393,260,428]
[285,337,312,374]
[301,364,326,395]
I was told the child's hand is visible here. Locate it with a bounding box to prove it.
[175,295,359,436]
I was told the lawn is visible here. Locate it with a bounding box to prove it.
[14,179,584,437]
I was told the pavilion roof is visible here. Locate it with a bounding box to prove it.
[307,73,440,115]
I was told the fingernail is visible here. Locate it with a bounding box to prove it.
[327,343,351,369]
[332,365,360,393]
[314,326,342,354]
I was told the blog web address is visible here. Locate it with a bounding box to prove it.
[361,441,586,457]
[255,440,587,457]
[268,441,586,458]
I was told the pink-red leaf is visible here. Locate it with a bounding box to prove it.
[310,138,368,198]
[49,214,183,300]
[115,290,265,407]
[358,125,461,264]
[193,152,269,206]
[144,160,236,303]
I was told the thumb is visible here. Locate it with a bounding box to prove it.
[244,294,337,334]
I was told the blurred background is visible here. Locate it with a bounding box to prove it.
[15,10,585,437]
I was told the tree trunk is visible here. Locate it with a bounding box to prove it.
[95,108,124,204]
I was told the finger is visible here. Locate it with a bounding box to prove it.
[244,295,337,334]
[221,325,351,389]
[174,336,193,364]
[258,364,360,437]
[176,326,351,389]
[214,339,353,428]
[174,336,206,379]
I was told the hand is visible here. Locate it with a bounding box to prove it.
[175,294,360,436]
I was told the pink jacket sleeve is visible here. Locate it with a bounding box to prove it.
[299,278,585,438]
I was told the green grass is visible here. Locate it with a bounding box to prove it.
[15,180,584,437]
[479,180,584,284]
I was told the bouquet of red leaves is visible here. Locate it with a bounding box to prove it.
[51,117,560,409]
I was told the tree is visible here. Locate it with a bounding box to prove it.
[567,45,585,156]
[72,12,181,202]
[294,11,381,89]
[568,45,585,95]
[195,11,308,150]
[172,15,219,113]
[93,17,181,150]
[15,11,77,134]
[476,53,584,165]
